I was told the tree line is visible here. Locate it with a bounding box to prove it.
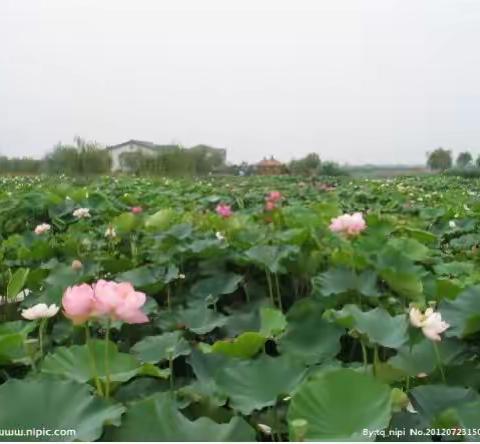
[0,139,348,177]
[0,137,111,175]
[119,145,226,176]
[0,138,225,176]
[427,148,479,171]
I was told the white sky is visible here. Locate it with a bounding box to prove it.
[1,0,479,165]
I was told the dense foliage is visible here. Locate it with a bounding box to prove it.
[0,157,42,175]
[427,148,453,171]
[1,174,480,441]
[119,145,226,176]
[43,137,112,175]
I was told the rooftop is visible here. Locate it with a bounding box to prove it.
[258,156,283,167]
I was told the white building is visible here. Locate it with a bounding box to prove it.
[106,140,170,171]
[106,139,227,172]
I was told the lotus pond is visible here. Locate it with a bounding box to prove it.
[1,174,480,441]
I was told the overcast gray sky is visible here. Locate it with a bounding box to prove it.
[1,0,479,165]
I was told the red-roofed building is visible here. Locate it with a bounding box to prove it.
[256,156,286,175]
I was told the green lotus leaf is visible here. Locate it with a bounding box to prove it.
[319,267,379,297]
[211,332,265,359]
[191,272,243,302]
[115,265,166,290]
[387,238,430,261]
[187,348,230,406]
[389,337,467,377]
[178,304,228,335]
[259,306,287,337]
[112,212,138,233]
[0,321,35,365]
[0,378,124,442]
[6,267,30,302]
[287,368,392,441]
[145,208,176,231]
[215,354,306,414]
[434,261,475,277]
[440,286,480,337]
[41,340,148,384]
[106,392,255,441]
[452,401,480,441]
[409,385,480,424]
[244,244,298,274]
[131,331,191,363]
[381,269,424,301]
[278,317,343,365]
[333,304,408,348]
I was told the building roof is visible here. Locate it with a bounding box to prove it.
[106,140,226,155]
[106,140,154,151]
[258,156,283,167]
[106,140,178,151]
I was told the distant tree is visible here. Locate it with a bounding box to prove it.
[426,148,452,171]
[289,153,321,176]
[320,161,349,176]
[456,151,473,168]
[476,155,480,168]
[43,137,111,175]
[189,145,225,175]
[0,155,41,174]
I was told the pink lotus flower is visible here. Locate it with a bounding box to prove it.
[62,280,149,325]
[131,206,143,214]
[267,191,282,203]
[216,203,232,218]
[93,280,148,324]
[62,283,97,325]
[34,223,51,235]
[409,307,449,341]
[265,200,276,211]
[319,183,336,192]
[329,212,366,237]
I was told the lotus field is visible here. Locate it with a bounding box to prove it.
[1,174,480,442]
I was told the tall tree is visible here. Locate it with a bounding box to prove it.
[426,148,452,171]
[456,151,473,168]
[289,153,321,176]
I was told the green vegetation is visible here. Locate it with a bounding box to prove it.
[119,145,226,176]
[0,174,479,441]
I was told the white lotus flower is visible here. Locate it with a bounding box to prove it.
[178,273,186,280]
[257,424,272,435]
[21,303,59,320]
[409,307,449,341]
[406,402,417,414]
[449,220,456,228]
[105,226,117,239]
[34,223,51,235]
[216,231,225,241]
[73,208,91,219]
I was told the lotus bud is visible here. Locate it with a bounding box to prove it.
[391,388,409,412]
[71,260,83,271]
[291,418,308,442]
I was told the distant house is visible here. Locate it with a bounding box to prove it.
[106,140,226,172]
[256,156,286,175]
